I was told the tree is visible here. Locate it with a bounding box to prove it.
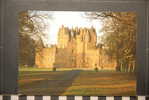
[19,10,53,67]
[85,12,136,72]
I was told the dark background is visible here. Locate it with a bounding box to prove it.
[0,0,148,96]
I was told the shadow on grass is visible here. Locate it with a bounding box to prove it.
[19,70,82,95]
[19,70,136,95]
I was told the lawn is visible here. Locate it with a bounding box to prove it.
[19,68,136,96]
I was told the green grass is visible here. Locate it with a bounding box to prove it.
[19,67,116,72]
[19,67,52,71]
[19,67,75,71]
[19,68,136,96]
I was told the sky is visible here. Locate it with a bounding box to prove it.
[30,11,103,45]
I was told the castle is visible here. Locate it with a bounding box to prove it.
[35,25,116,70]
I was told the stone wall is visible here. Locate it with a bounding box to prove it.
[35,47,56,68]
[35,26,116,70]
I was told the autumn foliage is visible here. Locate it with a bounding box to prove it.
[86,12,136,72]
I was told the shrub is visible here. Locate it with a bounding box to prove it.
[52,67,56,72]
[94,67,98,72]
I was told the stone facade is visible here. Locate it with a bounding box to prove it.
[35,46,56,68]
[35,25,116,70]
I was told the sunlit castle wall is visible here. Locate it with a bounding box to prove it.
[35,26,117,70]
[56,26,100,68]
[75,27,99,68]
[54,26,77,68]
[35,46,56,68]
[57,25,70,48]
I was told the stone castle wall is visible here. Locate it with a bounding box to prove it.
[35,26,116,70]
[35,47,56,68]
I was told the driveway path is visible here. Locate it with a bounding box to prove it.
[19,70,82,95]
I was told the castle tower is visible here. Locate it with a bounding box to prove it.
[35,26,117,70]
[89,27,97,48]
[58,25,70,48]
